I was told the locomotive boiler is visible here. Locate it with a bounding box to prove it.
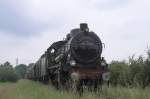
[26,23,109,92]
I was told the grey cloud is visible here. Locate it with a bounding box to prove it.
[94,0,129,10]
[0,0,150,65]
[0,1,63,37]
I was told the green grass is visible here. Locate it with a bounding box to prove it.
[0,80,150,99]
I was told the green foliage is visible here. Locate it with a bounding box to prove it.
[0,62,18,82]
[128,56,145,86]
[143,55,150,87]
[109,61,130,86]
[0,80,150,99]
[109,49,150,87]
[15,64,27,79]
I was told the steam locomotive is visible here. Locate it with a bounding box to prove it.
[26,23,109,92]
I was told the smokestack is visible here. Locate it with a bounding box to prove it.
[80,23,89,32]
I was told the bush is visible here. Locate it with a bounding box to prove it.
[109,50,150,88]
[109,61,130,86]
[15,64,27,79]
[0,62,18,82]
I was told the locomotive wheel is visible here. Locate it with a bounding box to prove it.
[57,70,63,90]
[67,78,83,95]
[93,79,103,95]
[49,75,59,89]
[71,80,79,92]
[56,68,68,90]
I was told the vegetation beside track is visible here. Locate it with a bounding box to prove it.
[0,79,150,99]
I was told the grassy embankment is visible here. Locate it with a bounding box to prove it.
[0,80,150,99]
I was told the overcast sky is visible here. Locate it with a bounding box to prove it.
[0,0,150,65]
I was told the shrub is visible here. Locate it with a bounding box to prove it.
[15,64,27,79]
[0,62,18,82]
[109,61,130,86]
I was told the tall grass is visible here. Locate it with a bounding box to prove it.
[0,80,150,99]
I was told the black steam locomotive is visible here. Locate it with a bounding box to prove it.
[26,23,109,92]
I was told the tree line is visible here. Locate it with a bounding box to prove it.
[109,49,150,88]
[0,49,150,88]
[0,62,33,82]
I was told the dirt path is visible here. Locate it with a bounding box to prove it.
[0,83,17,99]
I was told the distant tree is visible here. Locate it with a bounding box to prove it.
[15,64,27,79]
[28,63,34,68]
[142,49,150,88]
[147,48,150,59]
[0,63,2,67]
[3,61,13,68]
[109,51,150,88]
[0,62,18,82]
[128,56,145,86]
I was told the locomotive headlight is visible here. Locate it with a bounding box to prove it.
[68,54,71,59]
[71,72,79,81]
[70,60,76,66]
[101,62,106,67]
[102,72,110,81]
